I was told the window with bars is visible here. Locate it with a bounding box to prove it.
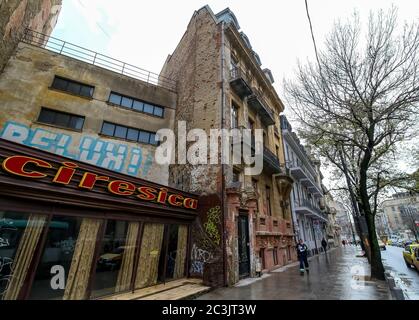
[51,76,94,98]
[100,121,158,146]
[108,92,164,118]
[37,107,85,131]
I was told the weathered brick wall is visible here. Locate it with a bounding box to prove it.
[0,0,62,72]
[160,7,223,194]
[160,7,226,287]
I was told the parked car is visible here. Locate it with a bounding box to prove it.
[413,247,419,271]
[403,243,419,269]
[97,246,125,271]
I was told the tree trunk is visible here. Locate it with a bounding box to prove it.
[365,212,385,280]
[358,135,385,280]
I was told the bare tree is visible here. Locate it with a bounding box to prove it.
[285,7,419,279]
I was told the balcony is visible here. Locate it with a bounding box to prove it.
[230,67,253,99]
[295,199,328,222]
[287,161,322,197]
[301,178,323,197]
[263,146,281,174]
[247,89,275,126]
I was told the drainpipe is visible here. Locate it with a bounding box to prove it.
[220,21,228,287]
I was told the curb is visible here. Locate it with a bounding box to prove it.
[384,271,405,300]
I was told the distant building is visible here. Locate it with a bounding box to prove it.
[280,115,329,256]
[382,192,419,239]
[322,189,341,247]
[333,201,355,242]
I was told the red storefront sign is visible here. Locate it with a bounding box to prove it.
[1,155,198,210]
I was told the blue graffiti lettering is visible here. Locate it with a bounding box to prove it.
[0,121,154,179]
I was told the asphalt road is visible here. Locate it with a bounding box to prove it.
[381,245,419,300]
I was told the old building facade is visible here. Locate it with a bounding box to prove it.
[382,192,419,240]
[280,115,329,256]
[0,33,177,185]
[160,6,295,286]
[0,27,205,300]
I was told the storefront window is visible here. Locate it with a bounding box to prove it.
[29,216,102,300]
[164,225,188,281]
[0,211,48,300]
[91,220,140,298]
[29,216,81,299]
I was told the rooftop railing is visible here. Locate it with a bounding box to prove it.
[22,29,177,92]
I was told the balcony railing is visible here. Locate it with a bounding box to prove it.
[22,29,177,92]
[247,88,275,126]
[263,146,282,174]
[230,66,253,98]
[296,199,328,221]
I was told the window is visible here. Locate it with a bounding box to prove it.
[108,92,165,118]
[91,219,132,298]
[231,54,238,71]
[100,121,158,146]
[252,179,258,193]
[287,246,292,261]
[37,108,85,131]
[232,169,240,183]
[29,215,87,300]
[266,186,272,216]
[51,76,94,98]
[259,248,265,270]
[273,247,278,265]
[231,103,239,129]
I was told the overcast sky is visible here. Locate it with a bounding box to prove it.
[52,1,419,95]
[51,1,418,188]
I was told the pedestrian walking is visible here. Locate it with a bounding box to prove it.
[321,238,328,253]
[296,239,309,275]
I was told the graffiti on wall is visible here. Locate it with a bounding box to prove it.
[0,121,154,178]
[190,244,213,275]
[203,206,221,246]
[190,202,223,277]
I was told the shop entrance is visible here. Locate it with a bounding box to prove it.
[237,214,250,278]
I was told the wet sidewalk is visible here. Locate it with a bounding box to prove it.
[197,246,392,300]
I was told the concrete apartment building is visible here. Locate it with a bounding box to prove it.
[0,11,204,299]
[382,192,419,239]
[0,32,177,185]
[280,115,329,255]
[160,6,296,286]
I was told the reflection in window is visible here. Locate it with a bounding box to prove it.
[0,212,47,300]
[91,220,140,298]
[29,216,82,300]
[29,217,102,300]
[163,225,188,281]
